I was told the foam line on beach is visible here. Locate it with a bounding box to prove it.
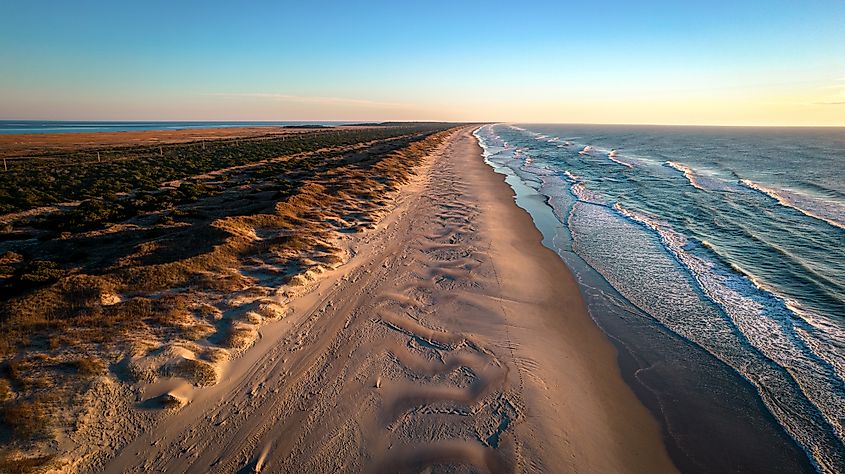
[476,124,845,471]
[481,123,845,471]
[613,202,845,459]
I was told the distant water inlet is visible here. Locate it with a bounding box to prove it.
[475,124,845,472]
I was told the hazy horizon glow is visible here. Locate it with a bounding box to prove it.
[1,1,844,126]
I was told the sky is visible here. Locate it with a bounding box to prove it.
[1,0,844,125]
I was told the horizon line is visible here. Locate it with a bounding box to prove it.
[1,119,844,128]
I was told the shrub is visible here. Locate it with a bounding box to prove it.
[0,452,54,474]
[71,357,106,376]
[18,261,64,285]
[0,378,12,401]
[1,399,48,438]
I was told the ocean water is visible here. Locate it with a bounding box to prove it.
[0,120,351,134]
[475,124,845,472]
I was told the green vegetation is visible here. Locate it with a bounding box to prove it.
[0,124,454,355]
[0,124,449,214]
[33,181,214,233]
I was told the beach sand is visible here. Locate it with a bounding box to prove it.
[96,126,675,472]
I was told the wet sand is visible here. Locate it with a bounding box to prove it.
[480,132,818,473]
[98,126,676,472]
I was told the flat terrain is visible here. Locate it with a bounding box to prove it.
[0,126,340,158]
[0,124,445,215]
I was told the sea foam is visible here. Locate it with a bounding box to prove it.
[665,161,705,190]
[614,202,845,455]
[740,179,845,230]
[480,123,845,470]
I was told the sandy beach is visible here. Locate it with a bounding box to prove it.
[3,2,841,471]
[86,126,674,472]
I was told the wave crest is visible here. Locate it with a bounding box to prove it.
[665,161,705,190]
[740,179,845,229]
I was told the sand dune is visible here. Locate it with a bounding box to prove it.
[0,126,449,471]
[93,127,675,473]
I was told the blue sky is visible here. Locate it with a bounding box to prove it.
[1,0,844,124]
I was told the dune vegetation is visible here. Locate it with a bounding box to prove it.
[0,123,455,471]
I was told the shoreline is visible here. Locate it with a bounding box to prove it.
[474,126,818,472]
[96,126,677,472]
[457,127,677,471]
[1,123,815,472]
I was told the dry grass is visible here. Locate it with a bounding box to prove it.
[0,378,12,402]
[220,326,257,350]
[0,451,54,474]
[1,399,48,438]
[71,357,107,377]
[159,358,217,387]
[0,124,457,470]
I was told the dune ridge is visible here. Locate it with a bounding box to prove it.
[0,126,451,471]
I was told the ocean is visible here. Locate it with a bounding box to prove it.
[0,120,352,134]
[475,124,845,473]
